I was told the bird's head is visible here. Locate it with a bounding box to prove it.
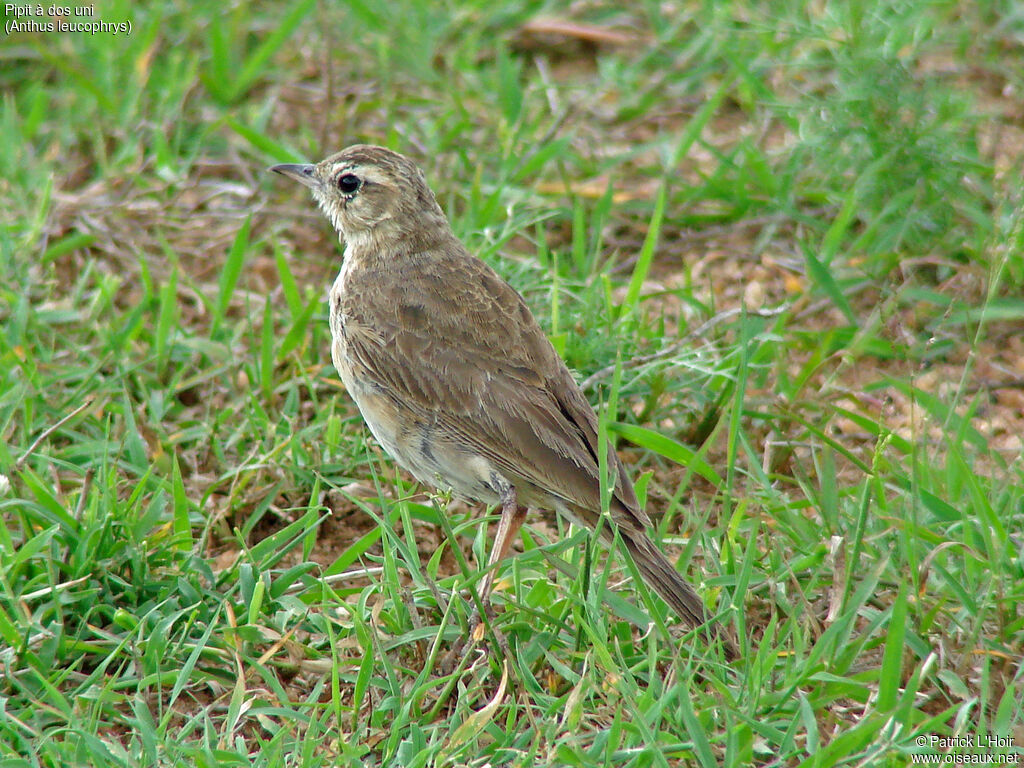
[271,144,447,250]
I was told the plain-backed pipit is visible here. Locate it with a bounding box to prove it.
[271,145,734,657]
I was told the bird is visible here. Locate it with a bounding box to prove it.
[270,145,734,657]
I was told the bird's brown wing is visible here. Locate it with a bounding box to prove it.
[339,246,650,533]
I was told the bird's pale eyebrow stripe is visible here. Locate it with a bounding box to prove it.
[337,166,393,186]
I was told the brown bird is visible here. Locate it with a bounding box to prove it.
[271,145,733,656]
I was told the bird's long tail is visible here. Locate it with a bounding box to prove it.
[621,531,738,659]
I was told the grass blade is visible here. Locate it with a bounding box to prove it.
[212,214,251,337]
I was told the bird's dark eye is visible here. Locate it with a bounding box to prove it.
[337,173,360,194]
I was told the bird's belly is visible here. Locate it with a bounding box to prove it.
[358,389,502,504]
[332,334,502,505]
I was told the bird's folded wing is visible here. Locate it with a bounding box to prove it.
[341,256,649,532]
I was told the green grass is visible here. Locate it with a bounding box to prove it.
[2,0,1023,765]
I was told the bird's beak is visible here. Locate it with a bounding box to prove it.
[269,163,319,190]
